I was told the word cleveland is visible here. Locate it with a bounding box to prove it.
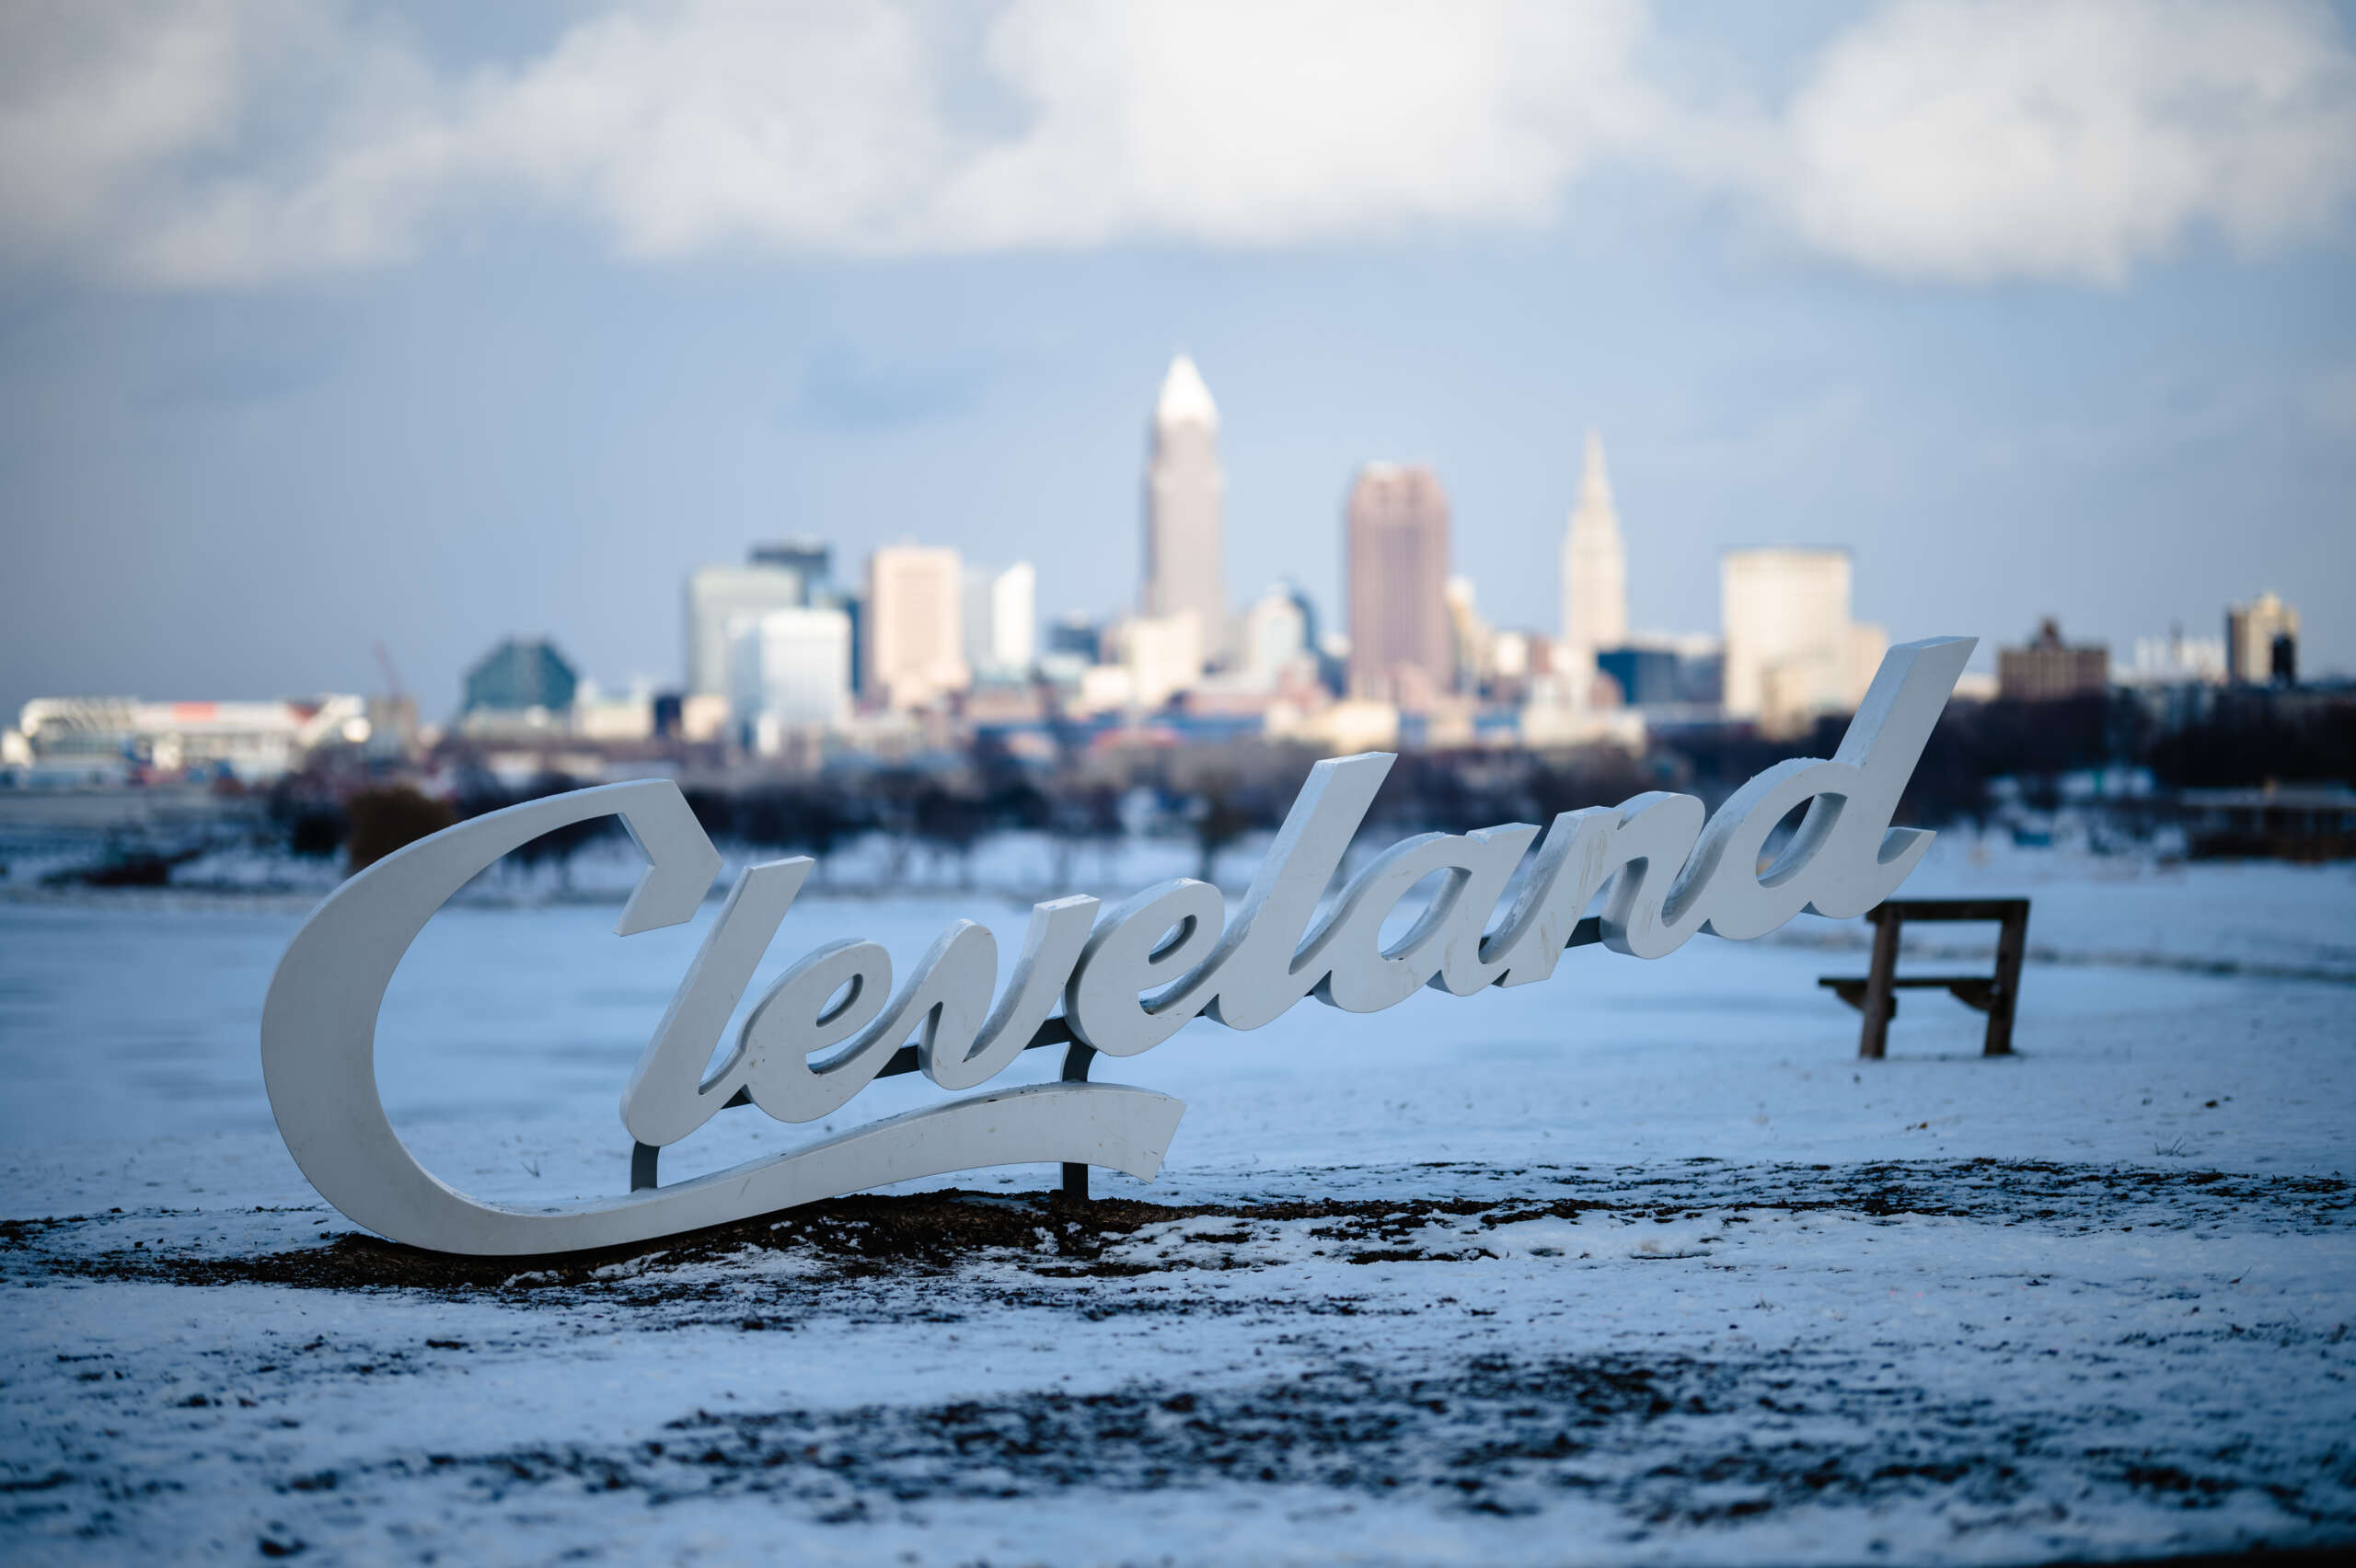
[260,635,1971,1255]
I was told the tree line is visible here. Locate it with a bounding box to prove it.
[260,687,2352,877]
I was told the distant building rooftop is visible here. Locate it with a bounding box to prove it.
[464,637,578,715]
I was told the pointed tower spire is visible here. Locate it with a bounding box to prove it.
[1561,427,1628,661]
[1155,353,1218,431]
[1578,427,1613,512]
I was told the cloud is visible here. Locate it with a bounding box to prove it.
[935,0,1659,248]
[0,0,447,282]
[1761,0,2356,282]
[0,1,258,259]
[0,0,2350,287]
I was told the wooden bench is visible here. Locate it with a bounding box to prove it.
[1819,897,2029,1059]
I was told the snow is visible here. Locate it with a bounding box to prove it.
[4,831,2354,1562]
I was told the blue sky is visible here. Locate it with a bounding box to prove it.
[3,1,2352,719]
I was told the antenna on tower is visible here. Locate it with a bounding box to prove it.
[372,640,406,699]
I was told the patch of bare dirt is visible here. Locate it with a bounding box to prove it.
[4,1159,2344,1297]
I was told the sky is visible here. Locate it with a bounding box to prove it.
[2,0,2353,721]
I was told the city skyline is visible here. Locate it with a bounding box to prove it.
[3,325,2328,746]
[2,3,2351,721]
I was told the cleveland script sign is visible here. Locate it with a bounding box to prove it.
[261,635,1974,1255]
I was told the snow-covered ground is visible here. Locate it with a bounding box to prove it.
[4,832,2353,1563]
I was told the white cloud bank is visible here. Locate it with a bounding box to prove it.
[1773,0,2356,282]
[2,0,2350,288]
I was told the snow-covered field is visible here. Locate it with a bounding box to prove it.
[3,832,2353,1564]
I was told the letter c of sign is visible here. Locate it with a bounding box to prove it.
[260,780,1184,1256]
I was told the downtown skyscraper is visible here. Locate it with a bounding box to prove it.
[1345,463,1452,709]
[1560,428,1628,664]
[1142,354,1226,664]
[865,544,967,710]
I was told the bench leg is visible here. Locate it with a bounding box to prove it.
[1859,905,1901,1059]
[1983,906,2027,1056]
